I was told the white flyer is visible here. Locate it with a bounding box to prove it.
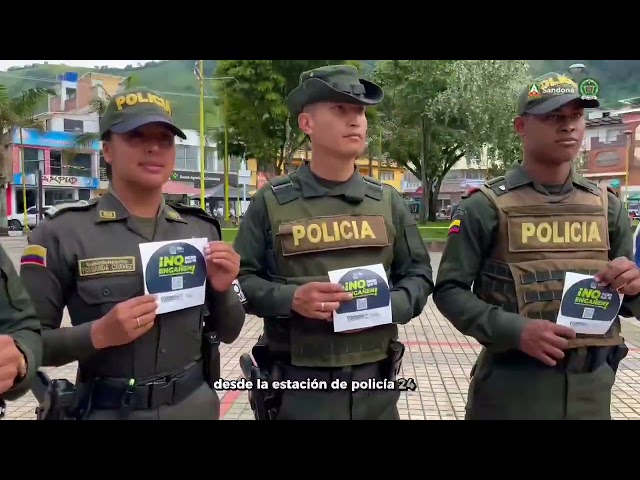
[556,272,623,335]
[139,237,208,315]
[327,263,392,333]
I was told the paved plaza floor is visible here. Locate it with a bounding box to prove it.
[3,236,640,420]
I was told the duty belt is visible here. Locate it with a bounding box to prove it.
[491,346,619,373]
[278,359,388,385]
[88,361,204,410]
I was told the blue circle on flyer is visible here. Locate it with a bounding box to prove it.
[336,267,390,314]
[560,278,621,322]
[145,242,207,294]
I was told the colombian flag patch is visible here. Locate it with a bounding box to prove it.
[448,219,461,235]
[20,245,47,267]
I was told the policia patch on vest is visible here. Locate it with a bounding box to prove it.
[277,214,389,256]
[509,217,608,252]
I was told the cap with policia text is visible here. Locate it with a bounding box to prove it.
[517,72,600,116]
[99,87,187,140]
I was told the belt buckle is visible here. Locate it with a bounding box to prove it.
[147,376,177,409]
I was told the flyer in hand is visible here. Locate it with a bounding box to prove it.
[556,272,623,335]
[139,238,208,314]
[327,263,392,332]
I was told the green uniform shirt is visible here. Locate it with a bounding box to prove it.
[19,189,245,378]
[234,162,434,324]
[433,163,640,352]
[2,244,42,401]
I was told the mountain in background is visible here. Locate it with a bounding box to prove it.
[1,60,637,130]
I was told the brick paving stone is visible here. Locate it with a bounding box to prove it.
[3,236,640,420]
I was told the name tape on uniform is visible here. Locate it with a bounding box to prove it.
[78,257,136,277]
[278,214,389,256]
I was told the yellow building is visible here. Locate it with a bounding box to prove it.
[76,72,126,108]
[246,149,405,193]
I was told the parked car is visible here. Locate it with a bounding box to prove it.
[8,205,53,230]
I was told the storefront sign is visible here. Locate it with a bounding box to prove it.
[13,173,99,189]
[12,128,101,151]
[170,170,238,188]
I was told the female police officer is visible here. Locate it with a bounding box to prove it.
[19,87,246,420]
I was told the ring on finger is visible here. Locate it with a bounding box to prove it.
[321,302,325,311]
[136,317,141,328]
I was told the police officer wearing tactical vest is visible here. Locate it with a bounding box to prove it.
[0,243,42,418]
[233,65,433,420]
[19,87,246,420]
[434,72,640,420]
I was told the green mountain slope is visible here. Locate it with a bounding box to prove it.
[1,60,638,130]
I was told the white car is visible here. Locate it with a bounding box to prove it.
[8,205,54,230]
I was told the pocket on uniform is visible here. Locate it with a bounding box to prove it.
[404,224,427,261]
[76,277,139,319]
[566,362,615,420]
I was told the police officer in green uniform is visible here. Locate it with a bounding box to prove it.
[19,87,246,420]
[234,65,433,420]
[433,72,640,420]
[0,244,41,413]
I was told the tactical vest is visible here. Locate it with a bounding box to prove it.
[262,173,398,368]
[475,176,623,349]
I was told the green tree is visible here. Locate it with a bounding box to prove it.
[0,84,55,231]
[212,60,363,175]
[372,60,529,222]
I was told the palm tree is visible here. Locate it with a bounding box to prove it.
[0,84,55,232]
[71,75,138,161]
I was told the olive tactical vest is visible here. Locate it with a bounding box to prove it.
[262,172,398,368]
[475,176,623,349]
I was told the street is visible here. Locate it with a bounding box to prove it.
[4,237,640,420]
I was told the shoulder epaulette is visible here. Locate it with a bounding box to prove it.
[362,176,384,200]
[461,187,481,199]
[269,174,300,205]
[583,180,601,196]
[483,175,508,196]
[47,199,97,219]
[170,203,221,239]
[571,173,600,196]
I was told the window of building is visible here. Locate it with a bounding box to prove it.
[46,189,76,205]
[50,150,62,175]
[380,170,394,181]
[14,188,37,213]
[63,119,84,133]
[595,151,620,167]
[22,147,44,175]
[205,147,218,172]
[185,146,199,171]
[66,152,92,177]
[175,145,199,171]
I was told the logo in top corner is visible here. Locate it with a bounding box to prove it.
[579,78,599,101]
[528,83,541,98]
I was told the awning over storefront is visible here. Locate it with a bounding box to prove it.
[162,181,200,195]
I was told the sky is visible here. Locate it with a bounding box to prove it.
[0,60,162,71]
